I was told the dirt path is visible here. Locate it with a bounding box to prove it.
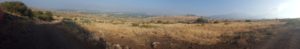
[255,22,300,49]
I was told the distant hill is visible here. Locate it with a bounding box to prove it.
[209,13,267,20]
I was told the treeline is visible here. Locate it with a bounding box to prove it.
[0,1,54,21]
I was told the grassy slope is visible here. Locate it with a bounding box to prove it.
[60,13,285,49]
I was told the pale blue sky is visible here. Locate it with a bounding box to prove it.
[8,0,287,17]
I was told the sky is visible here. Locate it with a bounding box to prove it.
[2,0,299,18]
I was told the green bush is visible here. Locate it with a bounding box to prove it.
[245,20,251,22]
[1,1,54,21]
[0,1,33,17]
[195,18,209,23]
[33,11,54,21]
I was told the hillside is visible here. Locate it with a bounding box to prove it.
[1,1,298,49]
[59,10,285,49]
[0,1,103,49]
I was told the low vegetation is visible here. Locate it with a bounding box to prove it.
[0,1,32,17]
[0,1,288,49]
[0,1,54,21]
[64,13,284,49]
[195,17,209,23]
[32,11,54,21]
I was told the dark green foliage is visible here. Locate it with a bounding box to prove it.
[195,18,209,23]
[245,20,251,22]
[0,1,33,17]
[33,11,54,21]
[0,1,54,21]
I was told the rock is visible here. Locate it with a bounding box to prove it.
[113,44,122,49]
[151,42,160,48]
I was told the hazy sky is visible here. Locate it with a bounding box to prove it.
[3,0,298,18]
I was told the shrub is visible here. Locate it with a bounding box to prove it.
[131,23,140,26]
[245,20,251,22]
[0,1,33,17]
[156,20,163,23]
[97,21,104,23]
[195,18,209,23]
[161,21,175,24]
[33,11,54,21]
[139,24,157,28]
[153,20,175,24]
[213,21,220,24]
[131,23,157,28]
[1,1,54,21]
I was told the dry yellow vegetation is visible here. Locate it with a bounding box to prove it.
[79,20,284,45]
[56,13,285,49]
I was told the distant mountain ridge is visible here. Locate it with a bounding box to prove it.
[209,13,267,20]
[50,8,275,20]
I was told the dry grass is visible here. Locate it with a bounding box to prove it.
[56,13,285,49]
[79,20,284,45]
